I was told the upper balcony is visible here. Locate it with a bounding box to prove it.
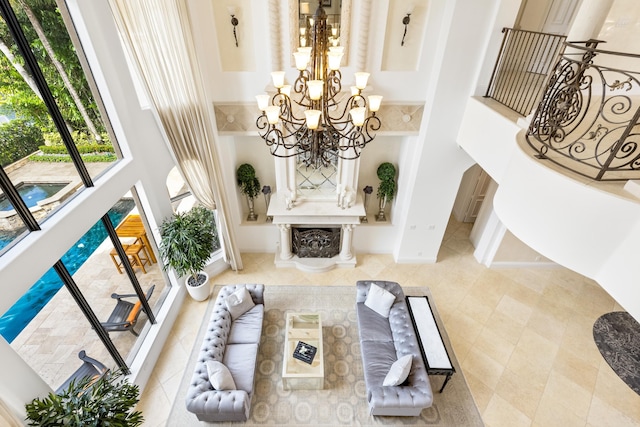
[484,28,640,182]
[457,28,640,322]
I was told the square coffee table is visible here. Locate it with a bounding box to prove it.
[282,312,324,390]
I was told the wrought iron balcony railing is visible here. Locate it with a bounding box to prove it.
[485,28,566,116]
[526,40,640,181]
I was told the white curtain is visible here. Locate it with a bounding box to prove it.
[0,398,21,427]
[110,0,242,270]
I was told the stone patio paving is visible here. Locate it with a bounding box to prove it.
[3,159,169,389]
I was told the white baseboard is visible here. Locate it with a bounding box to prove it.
[395,257,437,264]
[490,261,559,269]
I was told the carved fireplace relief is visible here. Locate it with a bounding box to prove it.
[292,226,341,258]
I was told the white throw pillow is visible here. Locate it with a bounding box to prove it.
[225,286,256,320]
[206,360,236,390]
[383,354,413,386]
[364,283,396,318]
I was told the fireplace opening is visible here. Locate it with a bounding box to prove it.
[291,226,340,258]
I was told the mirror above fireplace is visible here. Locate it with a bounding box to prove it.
[289,0,352,65]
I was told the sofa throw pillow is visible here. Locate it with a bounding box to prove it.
[206,360,236,390]
[225,286,255,320]
[364,283,396,318]
[383,354,413,386]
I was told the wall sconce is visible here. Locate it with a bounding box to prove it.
[401,13,411,46]
[228,6,239,47]
[401,5,414,47]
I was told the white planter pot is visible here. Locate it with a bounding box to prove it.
[185,271,210,301]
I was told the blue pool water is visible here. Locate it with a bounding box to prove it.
[0,182,68,211]
[0,199,135,343]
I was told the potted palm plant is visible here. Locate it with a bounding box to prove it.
[25,370,143,427]
[159,205,217,301]
[376,162,397,222]
[236,163,261,221]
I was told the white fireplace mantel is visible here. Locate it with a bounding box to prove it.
[268,193,365,225]
[267,192,366,271]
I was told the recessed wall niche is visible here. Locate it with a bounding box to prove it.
[381,0,429,71]
[212,1,256,71]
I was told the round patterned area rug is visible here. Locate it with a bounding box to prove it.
[593,311,640,395]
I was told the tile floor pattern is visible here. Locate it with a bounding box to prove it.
[138,218,640,427]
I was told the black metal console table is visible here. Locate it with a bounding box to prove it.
[406,295,456,392]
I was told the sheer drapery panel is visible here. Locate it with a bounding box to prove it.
[109,0,242,270]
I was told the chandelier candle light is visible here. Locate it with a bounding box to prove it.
[255,1,382,169]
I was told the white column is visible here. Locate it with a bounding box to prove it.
[278,224,293,259]
[337,157,360,197]
[566,0,614,41]
[340,224,355,260]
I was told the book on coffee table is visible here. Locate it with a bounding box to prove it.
[293,341,317,364]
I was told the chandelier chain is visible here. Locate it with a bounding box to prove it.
[255,1,382,168]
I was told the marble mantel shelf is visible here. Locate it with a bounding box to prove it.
[267,192,365,225]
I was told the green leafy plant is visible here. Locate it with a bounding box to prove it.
[236,163,261,199]
[25,370,143,427]
[0,119,44,167]
[43,132,111,147]
[159,206,218,286]
[376,162,397,201]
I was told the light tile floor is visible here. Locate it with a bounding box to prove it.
[137,218,640,427]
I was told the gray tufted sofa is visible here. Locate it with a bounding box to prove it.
[185,284,265,422]
[355,280,433,416]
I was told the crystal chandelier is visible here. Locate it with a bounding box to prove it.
[255,2,382,169]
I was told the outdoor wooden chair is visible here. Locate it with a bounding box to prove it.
[55,350,109,394]
[101,284,155,336]
[109,239,151,274]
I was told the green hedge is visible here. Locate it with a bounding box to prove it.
[29,153,117,163]
[43,131,111,146]
[39,144,115,154]
[82,153,117,162]
[0,119,44,166]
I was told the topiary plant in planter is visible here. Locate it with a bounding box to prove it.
[376,162,397,222]
[25,370,143,427]
[159,205,217,301]
[236,163,261,221]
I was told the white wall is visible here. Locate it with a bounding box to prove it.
[493,135,640,320]
[457,97,523,182]
[597,0,640,70]
[516,0,553,31]
[460,102,640,320]
[492,230,553,265]
[393,0,520,263]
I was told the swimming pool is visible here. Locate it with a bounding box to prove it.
[0,182,68,211]
[0,199,135,343]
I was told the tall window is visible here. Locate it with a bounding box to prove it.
[0,0,118,252]
[0,0,159,384]
[1,190,163,388]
